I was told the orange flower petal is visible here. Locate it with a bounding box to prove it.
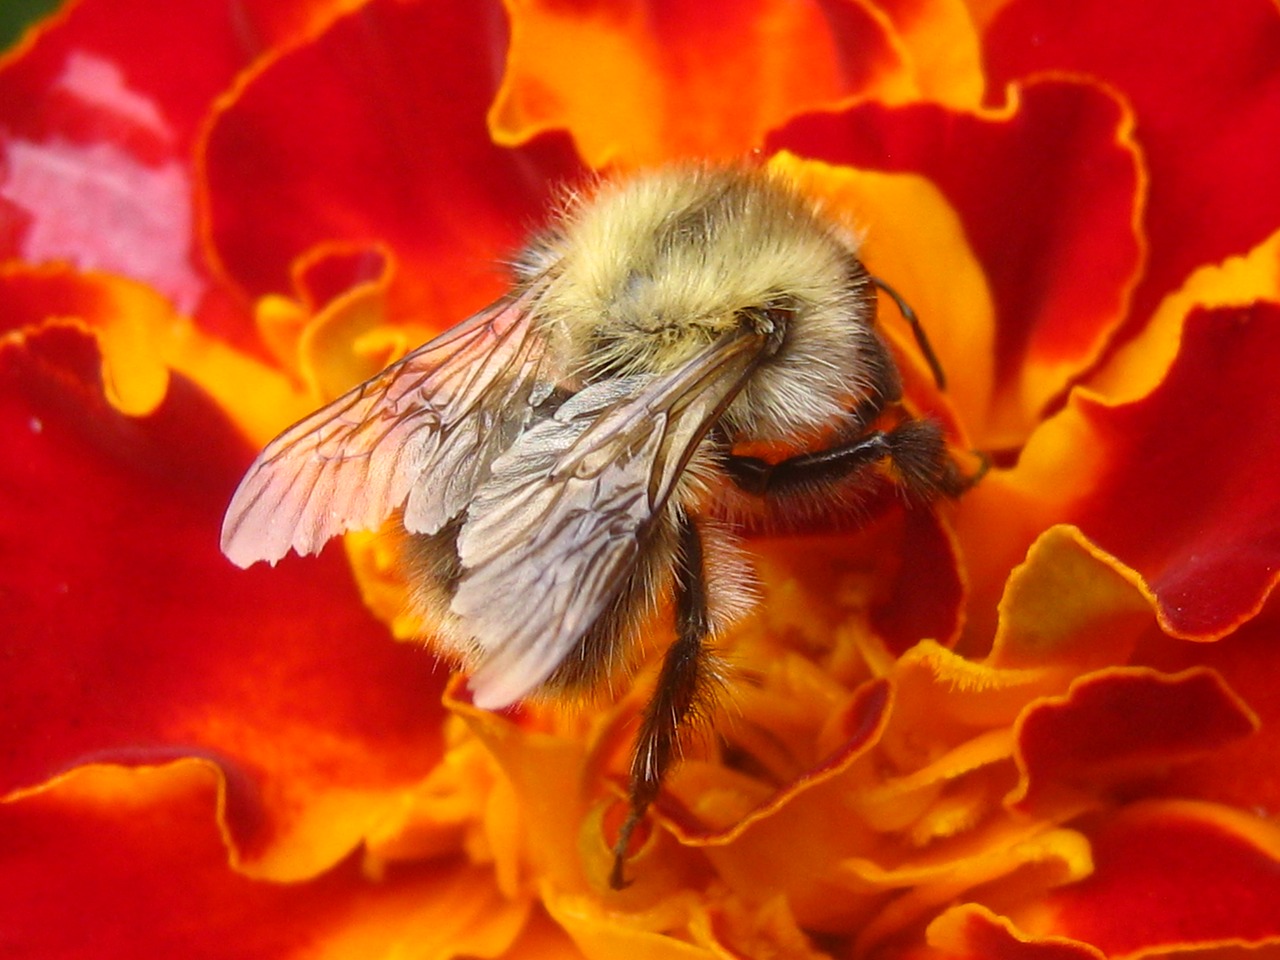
[658,680,892,927]
[926,904,1105,960]
[770,78,1143,449]
[0,760,530,959]
[0,262,313,445]
[0,264,171,416]
[443,677,616,895]
[773,155,992,447]
[848,827,1094,957]
[492,0,917,169]
[989,526,1153,674]
[544,888,716,960]
[199,0,582,325]
[889,640,1057,745]
[876,0,986,108]
[985,0,1280,333]
[1,324,449,879]
[1018,801,1280,954]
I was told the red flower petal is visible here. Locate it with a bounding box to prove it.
[1137,599,1280,817]
[1066,305,1280,639]
[1029,802,1280,954]
[0,761,529,958]
[769,79,1143,449]
[1012,668,1258,814]
[200,0,582,323]
[984,0,1280,330]
[964,303,1280,644]
[0,0,351,342]
[1,324,448,877]
[869,506,966,654]
[0,263,172,415]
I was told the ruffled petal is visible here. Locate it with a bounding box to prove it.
[491,0,917,168]
[1091,227,1280,404]
[0,761,530,959]
[1137,599,1280,816]
[967,303,1280,642]
[984,0,1280,333]
[1,322,449,879]
[0,0,358,342]
[5,1,1279,955]
[1011,667,1258,814]
[1018,801,1280,954]
[770,79,1143,449]
[989,526,1152,674]
[199,0,582,323]
[926,904,1105,960]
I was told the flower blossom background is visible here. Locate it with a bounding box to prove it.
[3,0,1280,957]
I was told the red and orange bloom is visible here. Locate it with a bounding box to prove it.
[4,0,1280,956]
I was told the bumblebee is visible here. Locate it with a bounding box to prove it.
[221,164,963,887]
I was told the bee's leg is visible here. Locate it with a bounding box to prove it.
[723,415,968,502]
[610,515,714,889]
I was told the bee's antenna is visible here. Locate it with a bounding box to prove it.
[871,277,947,391]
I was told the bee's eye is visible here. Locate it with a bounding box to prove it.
[741,298,797,331]
[739,299,794,356]
[762,302,796,329]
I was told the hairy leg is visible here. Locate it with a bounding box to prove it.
[610,515,719,889]
[723,414,965,503]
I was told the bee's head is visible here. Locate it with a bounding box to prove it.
[530,165,895,440]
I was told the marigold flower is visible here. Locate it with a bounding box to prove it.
[3,0,1280,957]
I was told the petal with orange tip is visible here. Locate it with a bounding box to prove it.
[0,760,531,960]
[1091,227,1280,404]
[770,78,1144,450]
[985,0,1280,332]
[1016,801,1280,955]
[199,0,582,325]
[926,903,1106,960]
[994,304,1280,642]
[1010,667,1259,815]
[493,0,916,169]
[1136,598,1280,818]
[0,262,312,446]
[1,324,449,880]
[0,264,170,416]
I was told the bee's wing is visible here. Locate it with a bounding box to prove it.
[221,293,548,568]
[452,331,765,709]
